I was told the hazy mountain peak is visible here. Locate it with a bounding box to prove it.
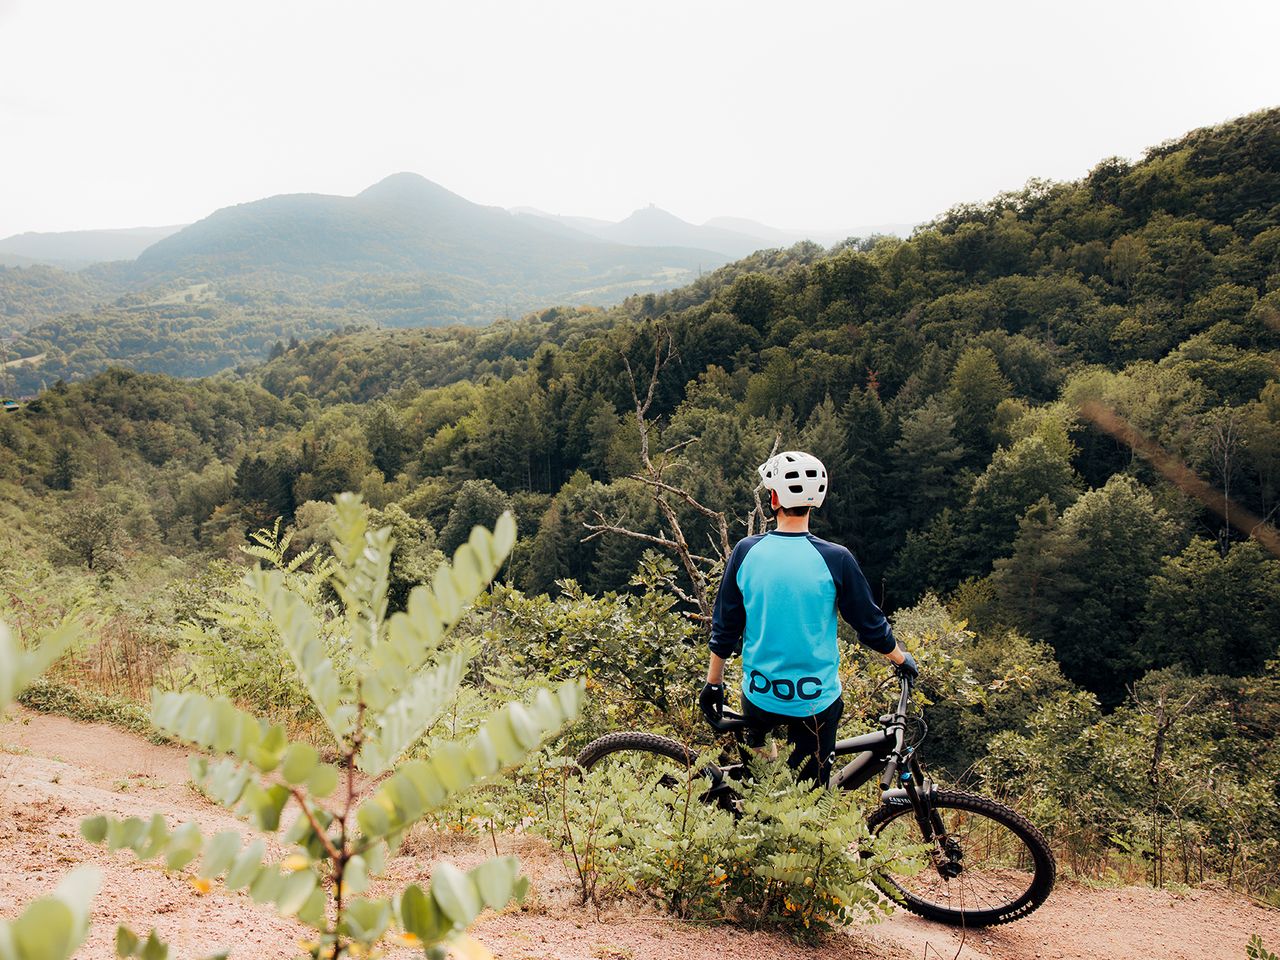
[357,172,468,207]
[621,204,687,225]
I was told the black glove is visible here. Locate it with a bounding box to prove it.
[698,682,725,722]
[895,650,919,681]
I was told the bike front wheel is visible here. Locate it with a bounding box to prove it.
[867,789,1055,926]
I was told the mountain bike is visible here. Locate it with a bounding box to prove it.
[574,672,1055,926]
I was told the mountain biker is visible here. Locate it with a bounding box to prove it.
[699,450,917,787]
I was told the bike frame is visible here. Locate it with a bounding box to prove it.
[708,676,947,844]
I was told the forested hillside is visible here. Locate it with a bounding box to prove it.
[3,109,1279,906]
[0,263,118,338]
[0,175,742,394]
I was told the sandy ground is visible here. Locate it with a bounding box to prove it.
[2,708,1278,960]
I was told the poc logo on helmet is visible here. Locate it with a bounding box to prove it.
[748,670,823,701]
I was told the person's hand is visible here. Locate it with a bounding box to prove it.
[894,650,919,681]
[698,682,725,722]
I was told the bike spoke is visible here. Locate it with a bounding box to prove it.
[876,802,1039,918]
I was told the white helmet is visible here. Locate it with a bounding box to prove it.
[757,450,828,509]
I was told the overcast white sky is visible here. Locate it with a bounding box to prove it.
[0,0,1276,239]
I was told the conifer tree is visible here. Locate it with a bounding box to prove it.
[946,346,1013,458]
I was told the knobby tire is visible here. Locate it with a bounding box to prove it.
[867,789,1055,926]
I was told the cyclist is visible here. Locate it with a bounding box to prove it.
[699,450,917,787]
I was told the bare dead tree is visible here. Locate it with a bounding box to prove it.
[745,434,782,538]
[582,325,743,626]
[1206,406,1241,556]
[1130,678,1200,889]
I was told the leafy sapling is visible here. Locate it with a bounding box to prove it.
[81,494,585,959]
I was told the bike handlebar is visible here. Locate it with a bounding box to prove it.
[707,709,749,733]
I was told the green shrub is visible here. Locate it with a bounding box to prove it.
[477,568,704,745]
[79,495,585,959]
[538,753,917,941]
[176,520,331,727]
[17,677,159,741]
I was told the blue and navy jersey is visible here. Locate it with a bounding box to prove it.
[710,531,896,717]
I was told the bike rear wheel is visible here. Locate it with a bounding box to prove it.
[867,789,1055,926]
[574,731,736,807]
[575,731,698,772]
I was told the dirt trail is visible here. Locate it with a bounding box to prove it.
[2,708,1277,960]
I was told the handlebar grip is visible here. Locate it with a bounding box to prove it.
[880,757,899,790]
[708,710,749,733]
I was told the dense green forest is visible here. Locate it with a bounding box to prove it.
[0,263,118,337]
[3,109,1279,901]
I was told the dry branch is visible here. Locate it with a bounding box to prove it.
[583,324,730,626]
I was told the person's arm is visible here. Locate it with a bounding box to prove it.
[831,547,914,672]
[702,542,748,718]
[706,652,728,685]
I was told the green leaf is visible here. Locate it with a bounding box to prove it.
[199,830,241,880]
[466,729,500,778]
[356,794,393,838]
[80,815,108,844]
[239,781,291,832]
[226,839,266,890]
[247,723,288,773]
[307,762,339,799]
[164,822,203,871]
[328,494,392,657]
[54,865,101,936]
[467,525,497,572]
[6,866,100,960]
[12,899,76,959]
[356,679,585,839]
[451,543,483,599]
[0,617,83,709]
[248,868,283,905]
[248,568,356,743]
[275,869,317,916]
[139,931,169,960]
[513,874,531,904]
[506,702,542,749]
[116,926,140,957]
[280,741,319,785]
[364,840,387,877]
[199,758,251,809]
[135,814,170,860]
[471,857,521,909]
[297,887,327,929]
[432,561,463,624]
[430,862,481,928]
[492,511,517,562]
[341,898,392,944]
[400,883,451,945]
[106,817,146,852]
[342,854,370,896]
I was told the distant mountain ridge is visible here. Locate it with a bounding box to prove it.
[0,225,185,268]
[2,178,911,275]
[513,205,915,257]
[131,174,725,296]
